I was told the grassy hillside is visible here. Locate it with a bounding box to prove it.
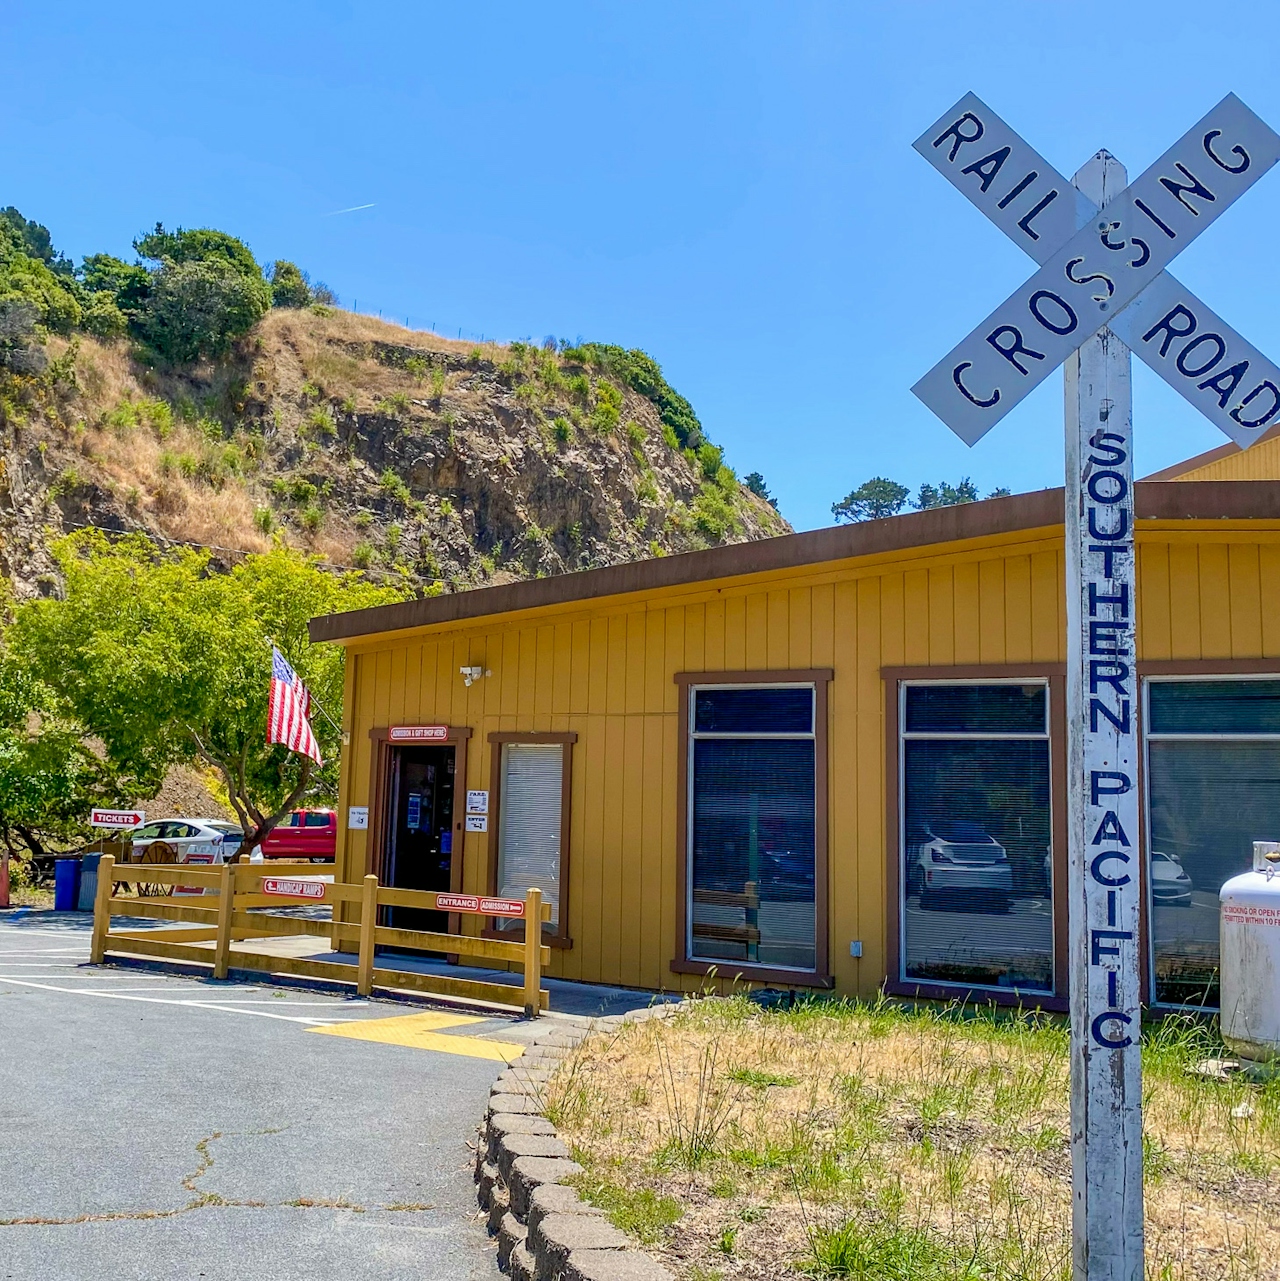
[0,211,788,600]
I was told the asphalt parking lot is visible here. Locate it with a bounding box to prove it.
[0,911,540,1281]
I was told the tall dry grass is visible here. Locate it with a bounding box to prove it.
[546,997,1280,1281]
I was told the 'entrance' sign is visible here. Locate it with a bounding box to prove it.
[911,92,1280,1281]
[436,892,525,917]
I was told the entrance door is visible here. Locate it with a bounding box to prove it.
[385,744,456,938]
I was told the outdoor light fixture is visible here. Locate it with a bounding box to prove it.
[460,665,490,687]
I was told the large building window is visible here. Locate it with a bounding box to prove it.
[488,733,574,942]
[688,685,817,972]
[900,681,1054,994]
[1144,678,1280,1008]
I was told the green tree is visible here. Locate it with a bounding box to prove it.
[742,471,778,509]
[832,477,910,523]
[269,260,313,308]
[0,648,127,864]
[14,533,406,854]
[132,225,272,363]
[914,478,1011,509]
[80,253,152,318]
[0,219,82,335]
[134,224,263,278]
[0,206,73,274]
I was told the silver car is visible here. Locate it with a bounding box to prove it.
[130,818,244,864]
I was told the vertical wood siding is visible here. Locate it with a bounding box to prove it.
[338,526,1280,997]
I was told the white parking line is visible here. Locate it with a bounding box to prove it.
[0,976,346,1025]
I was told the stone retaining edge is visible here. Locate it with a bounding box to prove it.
[475,1004,686,1281]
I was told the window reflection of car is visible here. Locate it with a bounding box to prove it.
[1150,850,1193,906]
[909,820,1013,913]
[759,848,815,901]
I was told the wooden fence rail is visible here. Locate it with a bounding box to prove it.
[90,855,550,1016]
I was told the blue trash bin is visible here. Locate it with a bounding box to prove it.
[54,858,81,911]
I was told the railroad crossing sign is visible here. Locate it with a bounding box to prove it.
[911,93,1280,1281]
[914,93,1280,448]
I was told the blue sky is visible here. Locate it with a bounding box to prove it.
[5,2,1280,530]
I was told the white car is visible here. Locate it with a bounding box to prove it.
[1150,850,1193,907]
[130,818,244,864]
[911,820,1013,912]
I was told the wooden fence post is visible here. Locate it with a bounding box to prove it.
[90,854,115,964]
[213,861,234,980]
[523,888,542,1018]
[357,874,378,996]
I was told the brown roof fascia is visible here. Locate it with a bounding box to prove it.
[308,480,1280,643]
[1139,424,1280,480]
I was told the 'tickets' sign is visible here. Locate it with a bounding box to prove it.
[389,725,449,743]
[435,893,525,918]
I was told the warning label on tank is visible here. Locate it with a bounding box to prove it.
[1223,903,1280,927]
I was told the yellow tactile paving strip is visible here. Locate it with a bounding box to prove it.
[308,1009,526,1062]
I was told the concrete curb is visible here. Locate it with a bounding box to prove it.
[475,1004,685,1281]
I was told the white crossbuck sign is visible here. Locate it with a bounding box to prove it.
[913,93,1280,447]
[912,93,1280,1281]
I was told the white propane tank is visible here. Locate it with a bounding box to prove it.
[1220,841,1280,1062]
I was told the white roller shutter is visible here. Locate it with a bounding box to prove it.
[497,743,563,927]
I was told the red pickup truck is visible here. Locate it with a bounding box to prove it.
[261,809,337,861]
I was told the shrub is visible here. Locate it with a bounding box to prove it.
[742,471,778,509]
[404,355,428,380]
[379,468,411,505]
[575,342,703,448]
[552,416,572,444]
[300,504,324,532]
[693,482,741,540]
[253,506,274,534]
[591,379,623,433]
[0,300,47,377]
[289,479,318,505]
[138,258,270,363]
[351,541,373,569]
[306,406,336,439]
[377,392,411,415]
[697,441,723,479]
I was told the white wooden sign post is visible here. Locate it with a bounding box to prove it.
[911,93,1280,1281]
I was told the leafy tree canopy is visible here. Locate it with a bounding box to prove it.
[0,206,72,274]
[0,219,82,335]
[0,645,128,862]
[135,224,263,279]
[12,533,406,851]
[80,253,152,317]
[832,477,910,523]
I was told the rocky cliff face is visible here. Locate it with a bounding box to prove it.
[0,308,788,598]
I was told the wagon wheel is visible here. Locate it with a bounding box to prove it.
[137,840,178,897]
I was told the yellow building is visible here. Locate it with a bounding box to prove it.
[310,436,1280,1011]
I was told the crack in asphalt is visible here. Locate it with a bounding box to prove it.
[0,1130,435,1228]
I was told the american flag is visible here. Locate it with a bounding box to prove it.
[267,647,323,766]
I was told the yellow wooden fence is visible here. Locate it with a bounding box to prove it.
[90,855,551,1016]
